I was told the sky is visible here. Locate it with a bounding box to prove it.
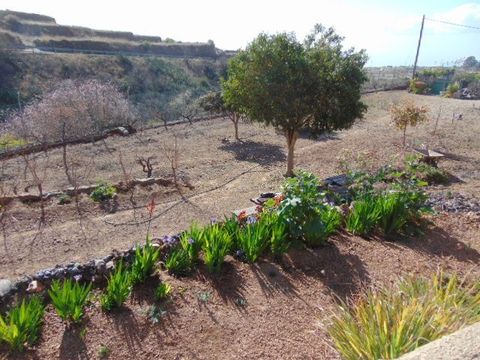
[1,0,480,66]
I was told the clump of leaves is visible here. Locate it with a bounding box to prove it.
[236,216,270,263]
[329,272,480,360]
[147,305,166,324]
[202,224,232,273]
[100,262,132,311]
[90,182,117,202]
[197,291,212,303]
[57,193,72,205]
[49,279,91,323]
[165,247,192,276]
[0,296,45,352]
[98,344,110,358]
[154,283,172,301]
[179,223,204,263]
[346,195,381,236]
[130,239,160,284]
[390,100,429,146]
[264,212,289,258]
[404,154,449,184]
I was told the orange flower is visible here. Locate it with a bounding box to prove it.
[237,210,248,222]
[274,194,285,206]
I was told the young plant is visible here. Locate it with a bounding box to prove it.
[130,239,160,284]
[236,217,269,263]
[265,212,289,258]
[202,224,232,273]
[179,223,204,263]
[346,195,381,236]
[329,272,480,360]
[165,247,192,276]
[49,279,92,323]
[390,100,429,147]
[377,192,409,237]
[0,296,45,352]
[100,262,132,311]
[303,205,342,247]
[90,182,117,202]
[154,283,172,301]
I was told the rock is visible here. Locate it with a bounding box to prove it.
[94,259,106,274]
[0,279,13,297]
[27,280,45,293]
[106,261,115,272]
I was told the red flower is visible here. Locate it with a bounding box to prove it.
[146,198,156,216]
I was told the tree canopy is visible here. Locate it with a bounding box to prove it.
[222,24,368,175]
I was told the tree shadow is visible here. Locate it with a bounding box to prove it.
[59,325,89,360]
[109,307,147,353]
[218,140,286,166]
[297,130,340,141]
[249,260,301,300]
[204,260,248,311]
[394,224,480,265]
[284,233,371,300]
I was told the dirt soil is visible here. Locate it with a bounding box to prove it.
[0,90,479,359]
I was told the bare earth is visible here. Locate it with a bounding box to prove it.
[0,90,479,359]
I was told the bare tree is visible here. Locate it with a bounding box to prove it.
[137,156,155,178]
[161,134,180,188]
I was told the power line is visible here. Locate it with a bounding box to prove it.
[425,17,480,31]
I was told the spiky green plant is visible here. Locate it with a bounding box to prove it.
[236,219,269,263]
[345,195,381,236]
[265,212,289,258]
[100,262,132,311]
[49,279,92,323]
[202,224,232,273]
[377,192,410,237]
[179,222,204,263]
[329,272,480,360]
[165,247,192,275]
[0,296,44,352]
[130,239,160,284]
[154,283,172,301]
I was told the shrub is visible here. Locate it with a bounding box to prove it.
[444,81,460,98]
[130,239,160,284]
[165,247,192,276]
[390,100,429,146]
[346,195,381,236]
[236,217,270,263]
[90,182,117,202]
[6,79,137,144]
[329,272,480,360]
[154,283,172,301]
[0,296,44,352]
[202,224,232,273]
[0,133,28,151]
[100,262,132,311]
[49,279,92,323]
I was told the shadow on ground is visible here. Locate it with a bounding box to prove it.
[218,140,286,166]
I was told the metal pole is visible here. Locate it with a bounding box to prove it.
[412,15,425,78]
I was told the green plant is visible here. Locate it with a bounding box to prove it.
[147,305,166,324]
[346,195,381,236]
[201,224,232,273]
[57,193,72,205]
[98,344,110,358]
[444,81,460,98]
[390,100,429,146]
[265,212,290,258]
[154,283,172,301]
[308,205,342,246]
[179,223,204,263]
[49,279,91,323]
[165,247,192,275]
[377,192,410,237]
[197,291,212,303]
[100,262,132,311]
[0,134,28,151]
[329,272,480,360]
[90,182,117,202]
[0,296,44,352]
[404,154,449,184]
[130,239,160,284]
[236,218,269,263]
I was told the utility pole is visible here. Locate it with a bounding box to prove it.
[412,14,425,79]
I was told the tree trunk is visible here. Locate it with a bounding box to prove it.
[403,126,407,147]
[285,129,298,177]
[232,113,240,141]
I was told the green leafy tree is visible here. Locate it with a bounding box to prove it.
[199,91,242,141]
[222,25,368,176]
